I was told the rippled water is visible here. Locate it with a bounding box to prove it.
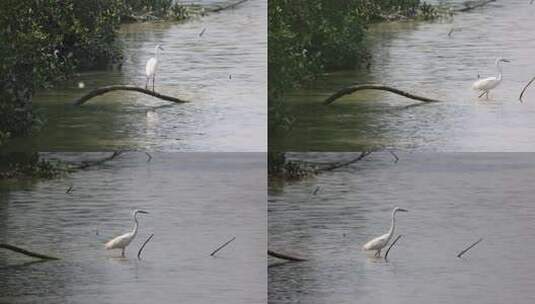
[8,0,266,152]
[270,0,535,151]
[269,152,535,304]
[0,153,266,304]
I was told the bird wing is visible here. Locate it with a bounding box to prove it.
[145,57,158,77]
[105,232,133,249]
[363,233,389,250]
[472,77,498,90]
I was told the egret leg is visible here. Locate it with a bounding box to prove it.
[121,248,125,257]
[145,77,149,90]
[375,249,381,257]
[478,90,487,98]
[485,91,490,100]
[152,74,155,92]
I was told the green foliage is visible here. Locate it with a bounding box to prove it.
[0,0,125,140]
[0,152,61,179]
[126,0,190,20]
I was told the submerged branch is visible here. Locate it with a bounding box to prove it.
[73,151,125,170]
[137,234,154,260]
[72,85,188,106]
[208,0,249,12]
[323,84,444,105]
[315,151,373,173]
[0,243,60,260]
[519,76,535,103]
[268,250,307,262]
[210,236,236,256]
[457,238,483,258]
[455,0,496,12]
[384,235,402,262]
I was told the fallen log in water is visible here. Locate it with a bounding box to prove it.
[268,250,307,262]
[323,84,444,105]
[0,243,60,260]
[72,85,188,106]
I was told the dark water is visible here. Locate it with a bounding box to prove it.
[0,153,266,304]
[270,0,535,151]
[8,0,266,152]
[269,152,535,304]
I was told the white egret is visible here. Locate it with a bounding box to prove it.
[145,44,164,92]
[363,207,408,257]
[472,57,511,99]
[105,209,149,256]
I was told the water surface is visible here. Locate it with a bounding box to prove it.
[0,152,266,304]
[269,152,535,303]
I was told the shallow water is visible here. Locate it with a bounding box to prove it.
[269,152,535,304]
[0,153,266,304]
[8,0,266,152]
[270,0,535,151]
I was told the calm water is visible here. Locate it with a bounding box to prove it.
[269,152,535,304]
[0,153,266,304]
[8,0,266,152]
[270,0,535,151]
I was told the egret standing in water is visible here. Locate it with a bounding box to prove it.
[145,44,164,92]
[363,207,408,257]
[105,209,149,257]
[472,57,511,99]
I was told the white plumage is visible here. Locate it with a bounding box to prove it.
[145,44,164,91]
[363,207,408,257]
[472,58,510,99]
[105,209,149,256]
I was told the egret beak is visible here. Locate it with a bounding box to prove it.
[501,59,511,63]
[137,210,149,214]
[159,46,164,51]
[398,208,408,212]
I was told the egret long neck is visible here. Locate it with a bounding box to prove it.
[154,46,161,59]
[388,211,396,239]
[132,213,139,236]
[496,61,503,80]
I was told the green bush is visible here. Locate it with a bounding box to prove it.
[0,0,125,140]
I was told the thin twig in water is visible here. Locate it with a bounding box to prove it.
[210,236,236,256]
[457,238,483,258]
[137,233,154,260]
[384,235,402,262]
[199,28,206,37]
[389,151,399,163]
[312,185,321,195]
[66,185,74,194]
[519,76,535,103]
[145,152,152,162]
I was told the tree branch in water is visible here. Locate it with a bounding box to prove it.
[268,250,307,262]
[0,243,60,260]
[210,236,236,256]
[455,0,496,12]
[323,84,443,105]
[208,0,249,12]
[519,76,535,103]
[72,85,188,106]
[384,235,402,262]
[137,233,154,260]
[457,238,483,258]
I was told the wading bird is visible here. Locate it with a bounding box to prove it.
[472,58,511,99]
[363,207,408,257]
[105,209,149,257]
[145,44,164,92]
